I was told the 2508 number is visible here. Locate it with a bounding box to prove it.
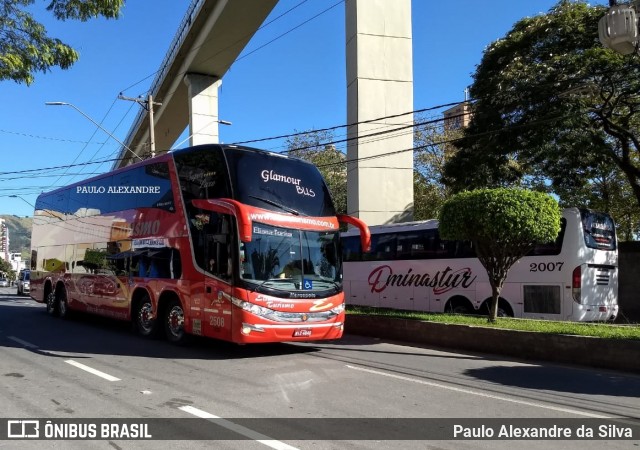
[209,316,225,328]
[530,262,564,272]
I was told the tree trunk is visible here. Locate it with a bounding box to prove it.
[489,283,501,323]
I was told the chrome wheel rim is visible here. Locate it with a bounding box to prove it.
[138,302,154,334]
[167,305,184,338]
[46,292,56,314]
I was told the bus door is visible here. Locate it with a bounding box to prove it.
[203,230,233,340]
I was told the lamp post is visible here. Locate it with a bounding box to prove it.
[9,195,33,207]
[9,195,34,218]
[10,195,63,222]
[45,102,143,162]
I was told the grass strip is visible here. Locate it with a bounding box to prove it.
[347,306,640,340]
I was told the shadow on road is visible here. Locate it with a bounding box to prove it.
[0,297,316,361]
[464,365,640,398]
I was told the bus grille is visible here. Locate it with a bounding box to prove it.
[595,268,610,286]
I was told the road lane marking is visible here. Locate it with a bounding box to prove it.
[65,360,121,382]
[346,365,610,419]
[8,336,39,349]
[178,405,299,450]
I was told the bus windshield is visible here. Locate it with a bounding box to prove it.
[580,209,616,251]
[240,223,341,293]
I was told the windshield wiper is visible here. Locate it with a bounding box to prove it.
[249,195,301,216]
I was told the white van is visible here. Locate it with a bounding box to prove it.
[17,270,30,296]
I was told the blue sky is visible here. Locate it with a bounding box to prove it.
[1,0,605,217]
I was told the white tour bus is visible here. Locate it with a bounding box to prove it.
[341,207,618,322]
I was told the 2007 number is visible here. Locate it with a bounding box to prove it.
[529,262,564,272]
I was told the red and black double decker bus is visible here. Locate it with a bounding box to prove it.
[30,144,370,344]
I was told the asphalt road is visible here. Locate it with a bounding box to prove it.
[0,287,638,449]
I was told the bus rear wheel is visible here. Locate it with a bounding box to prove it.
[482,298,514,318]
[46,290,58,316]
[135,294,158,338]
[164,299,187,345]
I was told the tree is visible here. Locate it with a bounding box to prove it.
[443,1,640,226]
[1,0,124,85]
[439,188,560,322]
[0,257,14,281]
[285,130,347,215]
[413,112,463,220]
[552,160,640,240]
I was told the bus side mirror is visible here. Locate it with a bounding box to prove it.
[337,214,371,252]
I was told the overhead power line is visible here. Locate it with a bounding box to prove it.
[0,104,572,199]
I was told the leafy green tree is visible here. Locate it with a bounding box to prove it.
[553,160,640,240]
[439,188,560,322]
[443,1,640,225]
[1,0,124,85]
[413,113,463,220]
[285,130,347,215]
[0,257,14,280]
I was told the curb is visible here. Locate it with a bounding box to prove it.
[345,315,640,374]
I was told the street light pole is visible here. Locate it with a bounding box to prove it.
[45,102,143,162]
[9,195,34,211]
[9,195,64,221]
[8,195,35,219]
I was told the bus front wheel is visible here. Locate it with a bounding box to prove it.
[57,288,70,319]
[164,299,187,345]
[445,297,473,315]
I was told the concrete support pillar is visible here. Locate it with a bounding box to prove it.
[345,0,414,225]
[184,73,222,146]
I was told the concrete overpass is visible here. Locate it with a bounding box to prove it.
[114,0,278,168]
[115,0,414,225]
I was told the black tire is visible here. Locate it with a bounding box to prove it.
[134,294,159,338]
[46,290,58,317]
[448,304,471,315]
[164,299,187,345]
[482,299,514,318]
[58,288,70,319]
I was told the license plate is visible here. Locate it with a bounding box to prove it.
[292,329,312,338]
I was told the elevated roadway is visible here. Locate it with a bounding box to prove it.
[114,0,277,168]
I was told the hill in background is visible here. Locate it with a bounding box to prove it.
[2,215,32,257]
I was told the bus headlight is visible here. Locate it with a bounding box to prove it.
[231,297,341,323]
[250,304,270,316]
[231,297,276,319]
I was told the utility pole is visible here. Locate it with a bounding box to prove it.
[118,94,163,158]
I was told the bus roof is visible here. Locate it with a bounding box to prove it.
[342,219,439,236]
[36,144,311,200]
[341,208,593,238]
